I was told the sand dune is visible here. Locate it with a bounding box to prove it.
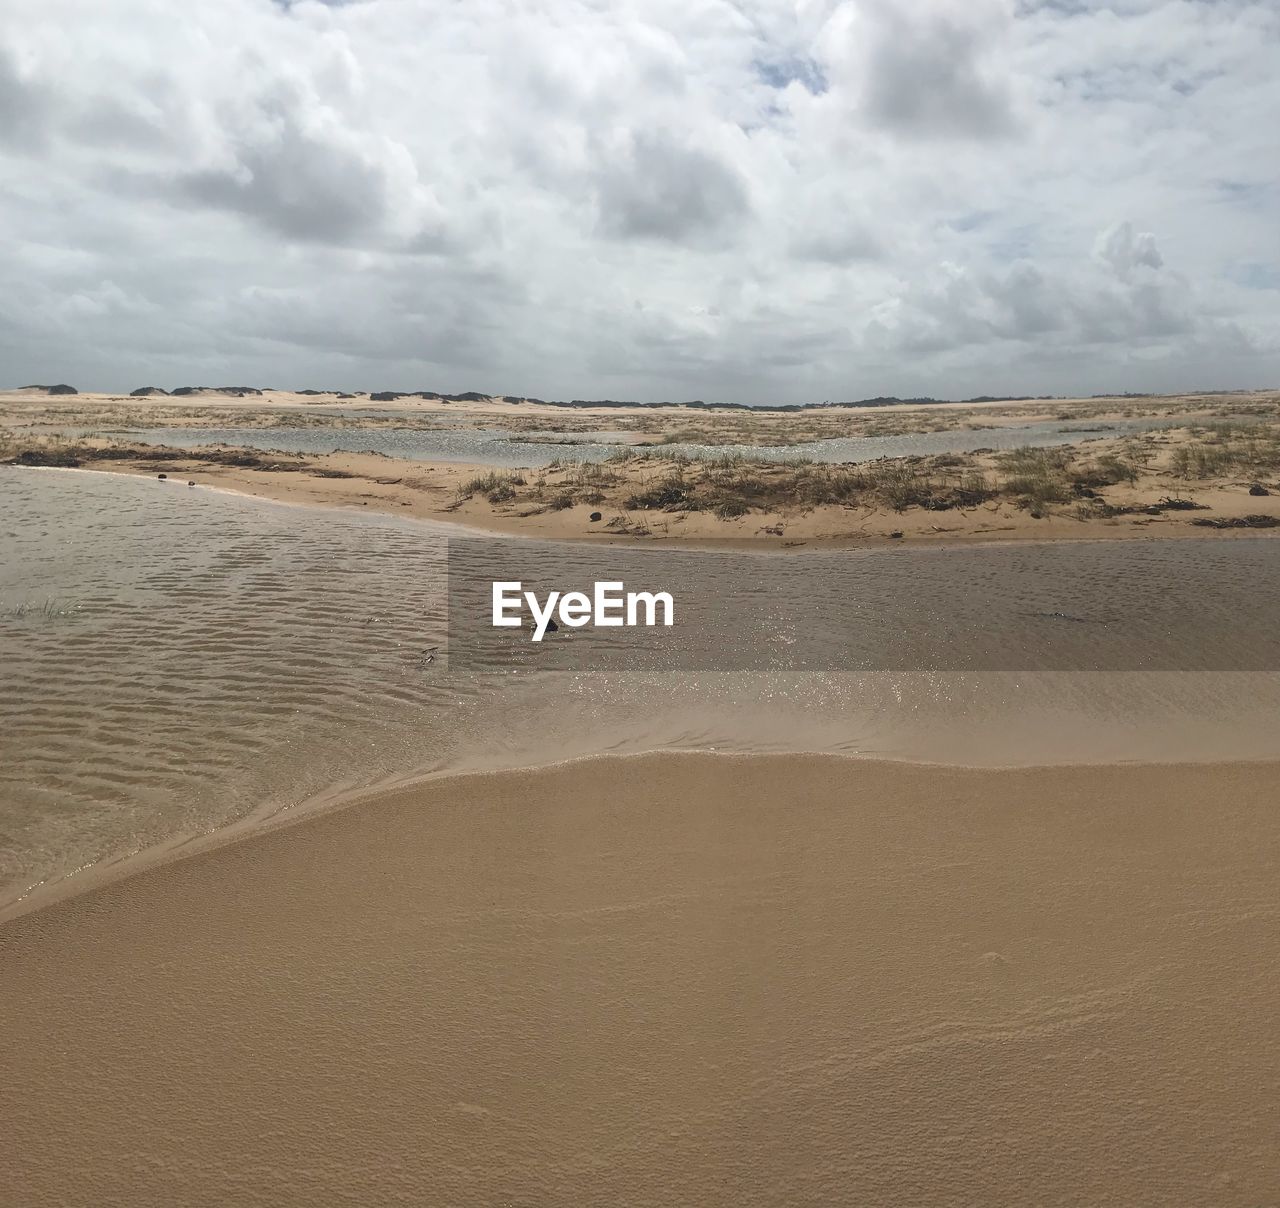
[4,752,1280,1205]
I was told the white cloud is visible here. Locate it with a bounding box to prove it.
[1094,221,1163,280]
[0,0,1277,399]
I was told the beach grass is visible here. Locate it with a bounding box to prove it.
[455,470,528,502]
[4,597,81,622]
[1170,421,1280,479]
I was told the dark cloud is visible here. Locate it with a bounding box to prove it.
[858,4,1020,140]
[177,91,397,244]
[593,132,750,244]
[227,274,514,366]
[790,216,882,265]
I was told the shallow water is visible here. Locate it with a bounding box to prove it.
[101,415,1182,467]
[3,466,1280,911]
[91,425,634,466]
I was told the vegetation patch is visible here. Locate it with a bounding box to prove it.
[455,471,527,503]
[1189,514,1280,529]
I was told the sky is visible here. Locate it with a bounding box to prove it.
[1,0,1278,404]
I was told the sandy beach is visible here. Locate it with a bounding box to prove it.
[9,3,1280,1202]
[5,395,1280,1207]
[4,752,1280,1206]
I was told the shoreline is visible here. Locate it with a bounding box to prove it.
[16,740,1280,927]
[7,460,1280,927]
[7,455,1280,551]
[5,384,1279,546]
[5,750,1280,1204]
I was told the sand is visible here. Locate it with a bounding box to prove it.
[6,394,1280,546]
[4,752,1280,1206]
[4,442,1277,548]
[0,384,1234,419]
[5,386,1280,544]
[2,385,1271,423]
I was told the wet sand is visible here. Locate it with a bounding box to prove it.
[5,752,1280,1206]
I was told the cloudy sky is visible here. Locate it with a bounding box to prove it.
[2,0,1278,403]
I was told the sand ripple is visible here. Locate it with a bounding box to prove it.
[5,467,1280,914]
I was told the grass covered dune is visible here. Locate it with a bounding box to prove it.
[6,409,1280,544]
[4,752,1280,1206]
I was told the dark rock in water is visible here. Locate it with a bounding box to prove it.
[589,511,602,522]
[888,530,904,539]
[47,383,77,395]
[130,386,169,397]
[187,480,195,486]
[157,473,167,480]
[1249,484,1270,497]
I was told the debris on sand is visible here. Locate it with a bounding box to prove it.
[1190,514,1280,529]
